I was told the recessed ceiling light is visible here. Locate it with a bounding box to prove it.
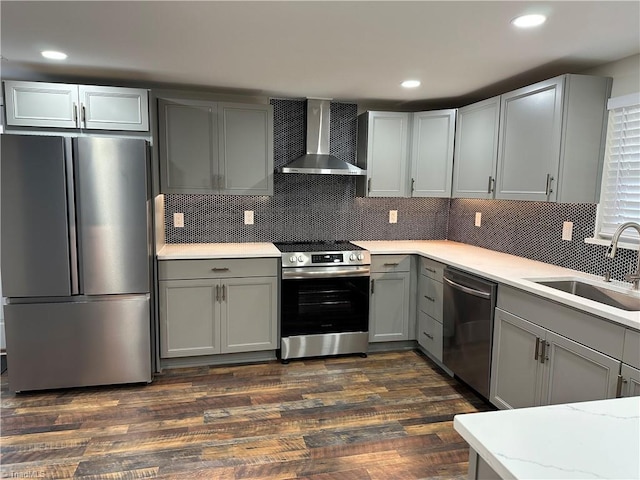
[41,50,68,60]
[511,14,547,28]
[401,80,421,89]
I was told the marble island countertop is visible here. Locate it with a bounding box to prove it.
[453,397,640,480]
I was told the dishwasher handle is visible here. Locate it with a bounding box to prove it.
[443,275,492,299]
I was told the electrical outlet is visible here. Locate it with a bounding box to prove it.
[389,210,398,224]
[475,212,482,227]
[244,210,254,225]
[173,212,184,228]
[562,221,573,241]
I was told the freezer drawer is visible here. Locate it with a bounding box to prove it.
[4,296,151,392]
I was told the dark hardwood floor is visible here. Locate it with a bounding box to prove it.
[1,350,493,479]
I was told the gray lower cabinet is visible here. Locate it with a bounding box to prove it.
[369,255,412,342]
[158,259,278,358]
[3,80,149,131]
[158,97,273,195]
[416,257,445,360]
[491,294,623,410]
[620,364,640,397]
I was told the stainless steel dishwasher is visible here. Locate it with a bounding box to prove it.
[442,267,497,399]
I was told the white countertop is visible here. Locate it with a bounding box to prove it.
[453,397,640,480]
[157,242,281,260]
[352,240,640,330]
[156,240,639,330]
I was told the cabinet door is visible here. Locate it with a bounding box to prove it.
[218,103,273,195]
[220,277,278,354]
[159,279,220,357]
[365,112,410,197]
[417,311,443,361]
[620,364,640,397]
[79,85,149,131]
[490,308,546,410]
[452,97,500,199]
[496,77,564,201]
[369,272,410,342]
[4,80,79,128]
[542,331,621,405]
[410,110,456,197]
[158,98,218,193]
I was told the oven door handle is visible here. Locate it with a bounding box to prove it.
[282,267,370,279]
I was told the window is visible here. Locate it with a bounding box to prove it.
[595,93,640,244]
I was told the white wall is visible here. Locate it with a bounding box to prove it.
[583,54,640,97]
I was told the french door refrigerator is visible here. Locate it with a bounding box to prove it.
[1,134,152,392]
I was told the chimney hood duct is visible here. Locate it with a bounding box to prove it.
[276,99,366,175]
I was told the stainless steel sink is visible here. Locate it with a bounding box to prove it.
[534,279,640,312]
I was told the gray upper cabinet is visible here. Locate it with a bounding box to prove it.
[496,74,611,202]
[411,110,456,197]
[158,98,218,193]
[357,111,410,197]
[452,96,500,199]
[79,85,149,131]
[357,109,455,198]
[4,80,149,131]
[158,97,273,195]
[218,103,273,196]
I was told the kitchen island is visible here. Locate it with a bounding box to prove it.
[453,397,640,479]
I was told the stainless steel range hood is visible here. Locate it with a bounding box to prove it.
[276,99,366,175]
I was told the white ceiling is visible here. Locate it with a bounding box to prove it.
[1,1,639,107]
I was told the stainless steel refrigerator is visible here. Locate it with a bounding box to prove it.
[1,134,152,392]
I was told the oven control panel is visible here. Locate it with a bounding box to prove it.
[281,250,370,268]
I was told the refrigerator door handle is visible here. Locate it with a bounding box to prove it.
[65,138,80,295]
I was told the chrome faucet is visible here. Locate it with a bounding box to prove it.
[606,221,640,290]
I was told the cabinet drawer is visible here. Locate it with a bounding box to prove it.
[497,285,625,359]
[159,258,277,280]
[371,254,411,273]
[418,275,443,322]
[623,329,640,369]
[418,311,443,361]
[420,257,445,280]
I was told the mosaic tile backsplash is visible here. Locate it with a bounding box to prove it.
[448,199,638,282]
[164,99,638,282]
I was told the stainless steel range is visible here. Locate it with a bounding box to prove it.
[274,241,371,362]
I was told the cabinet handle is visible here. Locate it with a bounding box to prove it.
[81,104,86,127]
[424,295,435,302]
[411,178,415,193]
[534,337,540,360]
[425,267,436,273]
[367,178,372,193]
[73,103,78,124]
[211,267,230,272]
[371,279,375,294]
[545,174,554,196]
[487,176,493,194]
[383,263,399,267]
[222,284,226,301]
[616,375,624,398]
[215,285,220,302]
[423,331,434,340]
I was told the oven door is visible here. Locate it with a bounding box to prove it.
[281,267,370,337]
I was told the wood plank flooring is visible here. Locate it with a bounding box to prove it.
[1,350,493,479]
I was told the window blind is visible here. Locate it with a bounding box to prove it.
[598,95,640,240]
